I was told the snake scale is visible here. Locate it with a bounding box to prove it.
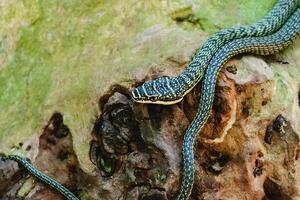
[1,1,300,200]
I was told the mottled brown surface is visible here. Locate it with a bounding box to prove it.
[0,158,27,199]
[89,86,183,199]
[0,113,82,199]
[1,54,300,200]
[86,54,300,199]
[29,113,80,199]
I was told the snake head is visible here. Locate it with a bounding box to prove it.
[132,76,182,104]
[132,79,160,103]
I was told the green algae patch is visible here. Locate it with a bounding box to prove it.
[170,6,193,21]
[195,0,277,33]
[169,0,276,33]
[0,0,195,172]
[0,0,280,173]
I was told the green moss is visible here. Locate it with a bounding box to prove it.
[100,157,112,174]
[170,6,193,21]
[169,0,276,33]
[78,188,97,200]
[193,0,277,33]
[0,22,53,142]
[157,172,167,183]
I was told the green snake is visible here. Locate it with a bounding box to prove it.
[132,0,299,104]
[132,1,300,200]
[0,154,79,200]
[1,1,299,200]
[176,8,300,200]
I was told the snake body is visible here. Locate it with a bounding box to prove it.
[1,155,79,200]
[132,0,299,104]
[177,8,300,199]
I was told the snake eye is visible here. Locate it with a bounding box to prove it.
[149,96,157,102]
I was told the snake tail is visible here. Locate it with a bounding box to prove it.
[1,154,80,200]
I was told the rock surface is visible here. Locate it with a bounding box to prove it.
[1,113,82,199]
[1,0,300,199]
[87,53,300,199]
